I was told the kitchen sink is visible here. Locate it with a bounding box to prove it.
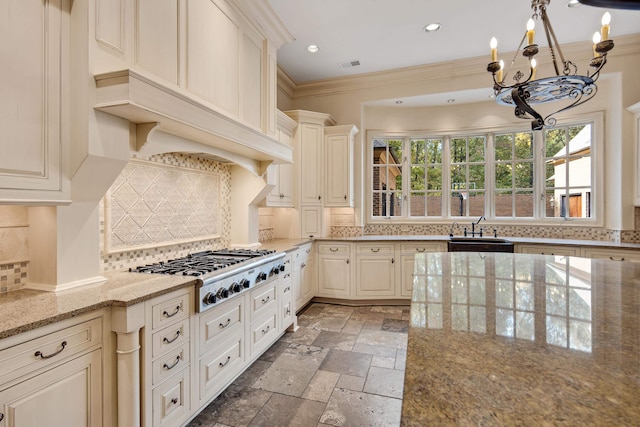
[447,237,514,253]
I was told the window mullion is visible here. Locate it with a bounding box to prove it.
[443,136,451,218]
[486,133,495,219]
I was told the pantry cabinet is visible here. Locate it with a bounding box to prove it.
[0,0,70,204]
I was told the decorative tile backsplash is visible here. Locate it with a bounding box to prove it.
[0,206,29,292]
[101,153,232,272]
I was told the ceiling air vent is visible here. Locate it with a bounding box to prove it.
[340,60,361,69]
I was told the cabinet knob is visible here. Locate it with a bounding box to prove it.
[346,259,350,264]
[318,195,321,200]
[0,413,4,422]
[344,194,347,200]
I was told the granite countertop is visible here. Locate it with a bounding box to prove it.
[401,252,640,425]
[0,239,311,341]
[314,234,640,250]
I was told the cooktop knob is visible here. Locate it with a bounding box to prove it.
[216,288,229,299]
[256,272,267,282]
[240,278,250,288]
[229,282,242,293]
[279,264,285,272]
[270,266,281,276]
[203,292,216,305]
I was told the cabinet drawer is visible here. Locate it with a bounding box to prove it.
[400,242,446,253]
[516,244,580,256]
[152,368,190,427]
[250,312,278,357]
[199,329,244,401]
[318,243,350,255]
[250,281,277,320]
[152,318,190,358]
[357,244,395,255]
[151,291,190,331]
[0,317,102,384]
[198,298,244,356]
[582,248,640,263]
[295,245,312,262]
[152,343,190,386]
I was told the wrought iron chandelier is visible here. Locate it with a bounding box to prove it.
[487,0,614,131]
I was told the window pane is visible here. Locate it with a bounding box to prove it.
[451,165,466,188]
[450,194,466,217]
[372,166,385,191]
[427,166,442,190]
[411,139,425,163]
[391,191,402,216]
[426,139,443,163]
[514,162,533,189]
[389,140,403,164]
[410,166,425,190]
[495,164,512,189]
[515,190,534,217]
[469,192,485,216]
[469,137,485,162]
[495,134,512,161]
[450,138,467,163]
[545,128,566,159]
[469,165,485,190]
[427,193,442,216]
[514,132,534,160]
[410,192,426,216]
[496,190,513,217]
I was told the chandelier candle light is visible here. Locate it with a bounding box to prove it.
[487,0,614,131]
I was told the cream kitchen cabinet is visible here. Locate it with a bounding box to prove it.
[0,312,105,427]
[0,0,70,204]
[317,243,352,298]
[265,111,297,207]
[142,288,194,427]
[298,122,326,205]
[629,102,640,205]
[293,243,315,311]
[324,125,359,207]
[515,244,581,257]
[355,244,396,298]
[581,247,640,263]
[279,253,296,331]
[399,242,447,297]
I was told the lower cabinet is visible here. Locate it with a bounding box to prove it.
[293,243,314,311]
[515,244,581,256]
[399,242,446,297]
[317,243,352,298]
[581,247,640,263]
[0,313,105,427]
[355,244,395,298]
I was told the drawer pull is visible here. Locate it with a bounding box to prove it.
[219,318,231,329]
[0,413,3,422]
[284,273,291,279]
[330,247,339,252]
[163,305,181,318]
[262,325,271,334]
[371,248,380,253]
[163,330,182,344]
[261,296,271,304]
[163,355,181,370]
[300,262,306,268]
[171,398,179,405]
[416,248,426,252]
[306,249,311,254]
[219,356,232,368]
[609,256,625,261]
[35,341,67,359]
[286,307,291,315]
[284,286,290,293]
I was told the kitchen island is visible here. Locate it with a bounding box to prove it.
[402,252,640,426]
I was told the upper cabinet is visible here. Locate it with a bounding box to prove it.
[265,111,298,207]
[629,102,640,205]
[324,125,359,207]
[0,0,71,204]
[92,0,293,166]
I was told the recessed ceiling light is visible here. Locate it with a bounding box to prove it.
[447,98,455,103]
[423,23,441,33]
[567,0,581,7]
[307,45,319,53]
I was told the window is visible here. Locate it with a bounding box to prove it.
[368,119,597,222]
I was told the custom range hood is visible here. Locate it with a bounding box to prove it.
[94,69,292,177]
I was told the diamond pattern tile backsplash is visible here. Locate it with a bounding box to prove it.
[105,156,226,255]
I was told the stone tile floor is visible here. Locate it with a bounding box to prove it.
[187,303,409,427]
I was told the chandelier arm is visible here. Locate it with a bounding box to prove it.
[543,85,598,126]
[502,32,529,85]
[511,86,545,131]
[540,11,564,76]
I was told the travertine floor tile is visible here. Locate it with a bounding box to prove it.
[363,366,405,399]
[320,388,402,427]
[357,329,408,349]
[188,385,272,427]
[352,342,397,358]
[371,355,396,369]
[335,374,366,392]
[312,330,357,351]
[381,318,409,333]
[318,349,372,377]
[301,370,340,402]
[233,360,271,387]
[248,394,325,427]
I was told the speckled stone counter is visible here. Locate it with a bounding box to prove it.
[401,252,640,426]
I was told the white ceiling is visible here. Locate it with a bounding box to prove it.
[268,0,640,97]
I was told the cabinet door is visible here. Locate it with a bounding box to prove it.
[300,123,324,205]
[324,125,357,207]
[317,254,351,298]
[356,255,395,297]
[266,163,293,207]
[399,243,446,297]
[301,206,325,239]
[0,0,69,202]
[0,350,102,427]
[299,252,315,305]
